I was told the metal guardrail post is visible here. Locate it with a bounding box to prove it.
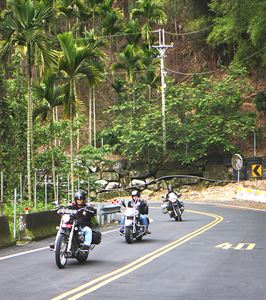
[97,204,121,226]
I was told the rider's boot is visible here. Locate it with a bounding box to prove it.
[145,226,151,234]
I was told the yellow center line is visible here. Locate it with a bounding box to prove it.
[52,209,223,300]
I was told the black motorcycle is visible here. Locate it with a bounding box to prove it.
[51,207,101,269]
[161,192,184,221]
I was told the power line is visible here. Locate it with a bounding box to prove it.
[96,25,214,40]
[165,67,221,76]
[165,45,266,76]
[165,24,214,36]
[238,46,266,63]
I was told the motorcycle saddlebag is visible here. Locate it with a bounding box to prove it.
[161,203,168,214]
[92,230,102,245]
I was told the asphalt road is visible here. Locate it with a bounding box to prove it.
[0,203,265,300]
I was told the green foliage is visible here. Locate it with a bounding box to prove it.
[101,83,164,166]
[0,75,27,196]
[208,0,266,68]
[103,70,256,165]
[254,92,266,115]
[34,147,69,174]
[165,70,256,163]
[75,144,111,175]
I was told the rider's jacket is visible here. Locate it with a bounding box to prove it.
[127,198,149,215]
[68,203,96,227]
[164,191,184,208]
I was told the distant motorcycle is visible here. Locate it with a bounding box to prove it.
[51,207,101,269]
[161,192,184,221]
[119,202,148,244]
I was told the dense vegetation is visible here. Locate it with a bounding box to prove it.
[0,0,265,208]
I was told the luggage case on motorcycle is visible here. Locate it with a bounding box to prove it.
[92,230,102,245]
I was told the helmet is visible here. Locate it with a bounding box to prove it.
[131,190,140,198]
[74,190,86,203]
[167,185,173,192]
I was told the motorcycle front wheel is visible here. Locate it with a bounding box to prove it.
[125,226,134,244]
[55,234,68,269]
[174,208,182,221]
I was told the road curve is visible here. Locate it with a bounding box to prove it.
[0,203,265,300]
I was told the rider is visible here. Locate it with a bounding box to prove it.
[69,190,97,251]
[164,185,184,211]
[120,190,150,234]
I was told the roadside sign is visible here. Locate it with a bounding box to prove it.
[231,154,243,183]
[252,164,262,177]
[231,154,243,171]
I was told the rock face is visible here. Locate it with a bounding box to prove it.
[84,155,266,200]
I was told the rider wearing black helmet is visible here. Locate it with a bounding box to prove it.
[70,190,97,251]
[120,189,150,234]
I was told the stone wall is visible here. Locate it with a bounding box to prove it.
[89,155,232,199]
[89,155,266,200]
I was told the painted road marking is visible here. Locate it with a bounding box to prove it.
[216,242,256,250]
[234,243,256,250]
[52,209,223,300]
[0,229,117,261]
[215,243,232,250]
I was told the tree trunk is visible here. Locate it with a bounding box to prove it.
[50,116,57,202]
[27,46,33,202]
[70,79,75,200]
[93,86,96,147]
[88,87,92,145]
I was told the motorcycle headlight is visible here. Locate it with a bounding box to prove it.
[62,214,70,222]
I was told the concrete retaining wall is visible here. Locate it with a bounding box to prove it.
[19,210,60,241]
[0,215,13,248]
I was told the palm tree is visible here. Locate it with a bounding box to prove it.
[0,0,57,201]
[131,0,167,45]
[57,31,103,198]
[123,19,142,45]
[83,30,105,147]
[140,48,160,100]
[112,44,144,83]
[55,0,79,31]
[100,1,124,55]
[33,72,64,201]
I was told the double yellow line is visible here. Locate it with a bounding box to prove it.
[52,209,223,300]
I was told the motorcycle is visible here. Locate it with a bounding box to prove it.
[161,192,184,221]
[51,207,101,269]
[118,201,148,244]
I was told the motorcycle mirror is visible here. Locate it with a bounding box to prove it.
[52,201,60,207]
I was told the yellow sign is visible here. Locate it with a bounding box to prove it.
[252,164,262,177]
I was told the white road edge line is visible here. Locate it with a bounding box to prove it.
[0,229,117,261]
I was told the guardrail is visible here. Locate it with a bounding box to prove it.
[97,204,121,226]
[0,203,122,247]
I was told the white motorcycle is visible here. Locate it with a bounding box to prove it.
[161,192,184,221]
[119,202,148,244]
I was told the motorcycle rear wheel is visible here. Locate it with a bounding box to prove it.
[55,234,68,269]
[125,226,133,244]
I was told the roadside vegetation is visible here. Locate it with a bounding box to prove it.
[0,0,265,215]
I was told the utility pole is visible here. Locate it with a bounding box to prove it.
[152,29,174,153]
